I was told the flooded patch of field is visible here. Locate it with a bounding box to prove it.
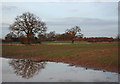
[1,57,118,82]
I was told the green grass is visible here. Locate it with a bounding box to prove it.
[2,42,118,57]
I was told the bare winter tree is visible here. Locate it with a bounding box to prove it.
[66,26,83,43]
[46,31,56,41]
[9,12,47,44]
[5,32,17,42]
[117,34,120,41]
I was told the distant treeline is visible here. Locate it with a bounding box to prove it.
[81,37,118,42]
[2,31,82,44]
[2,33,119,44]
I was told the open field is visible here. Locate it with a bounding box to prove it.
[2,41,118,72]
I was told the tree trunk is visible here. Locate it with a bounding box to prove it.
[27,34,30,45]
[72,39,74,44]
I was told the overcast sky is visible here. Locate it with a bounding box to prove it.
[1,2,118,39]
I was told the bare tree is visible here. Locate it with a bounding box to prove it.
[65,26,83,43]
[9,12,47,44]
[38,33,47,43]
[46,31,56,41]
[117,34,120,39]
[5,32,17,42]
[116,34,120,41]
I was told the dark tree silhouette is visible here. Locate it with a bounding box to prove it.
[66,26,83,43]
[9,12,47,44]
[5,32,18,42]
[9,59,46,79]
[46,31,56,41]
[38,33,47,43]
[117,34,120,39]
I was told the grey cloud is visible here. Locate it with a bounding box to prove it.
[2,23,10,26]
[2,27,9,31]
[80,18,117,26]
[2,5,18,11]
[69,9,79,12]
[46,17,117,27]
[0,23,10,30]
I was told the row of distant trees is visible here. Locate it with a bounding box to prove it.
[4,26,83,44]
[83,37,116,42]
[4,31,119,44]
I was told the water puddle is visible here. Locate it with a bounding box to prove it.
[1,57,118,82]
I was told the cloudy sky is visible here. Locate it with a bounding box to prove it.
[1,2,118,39]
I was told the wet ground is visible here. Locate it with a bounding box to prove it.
[1,57,118,82]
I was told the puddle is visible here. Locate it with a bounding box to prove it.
[1,57,118,82]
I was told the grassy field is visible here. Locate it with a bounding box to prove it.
[2,41,118,72]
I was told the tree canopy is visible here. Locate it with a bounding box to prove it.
[9,12,47,44]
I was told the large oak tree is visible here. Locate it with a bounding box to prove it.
[9,12,47,44]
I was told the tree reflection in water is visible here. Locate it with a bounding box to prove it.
[9,59,46,79]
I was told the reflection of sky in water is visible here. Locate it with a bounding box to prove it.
[1,57,118,82]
